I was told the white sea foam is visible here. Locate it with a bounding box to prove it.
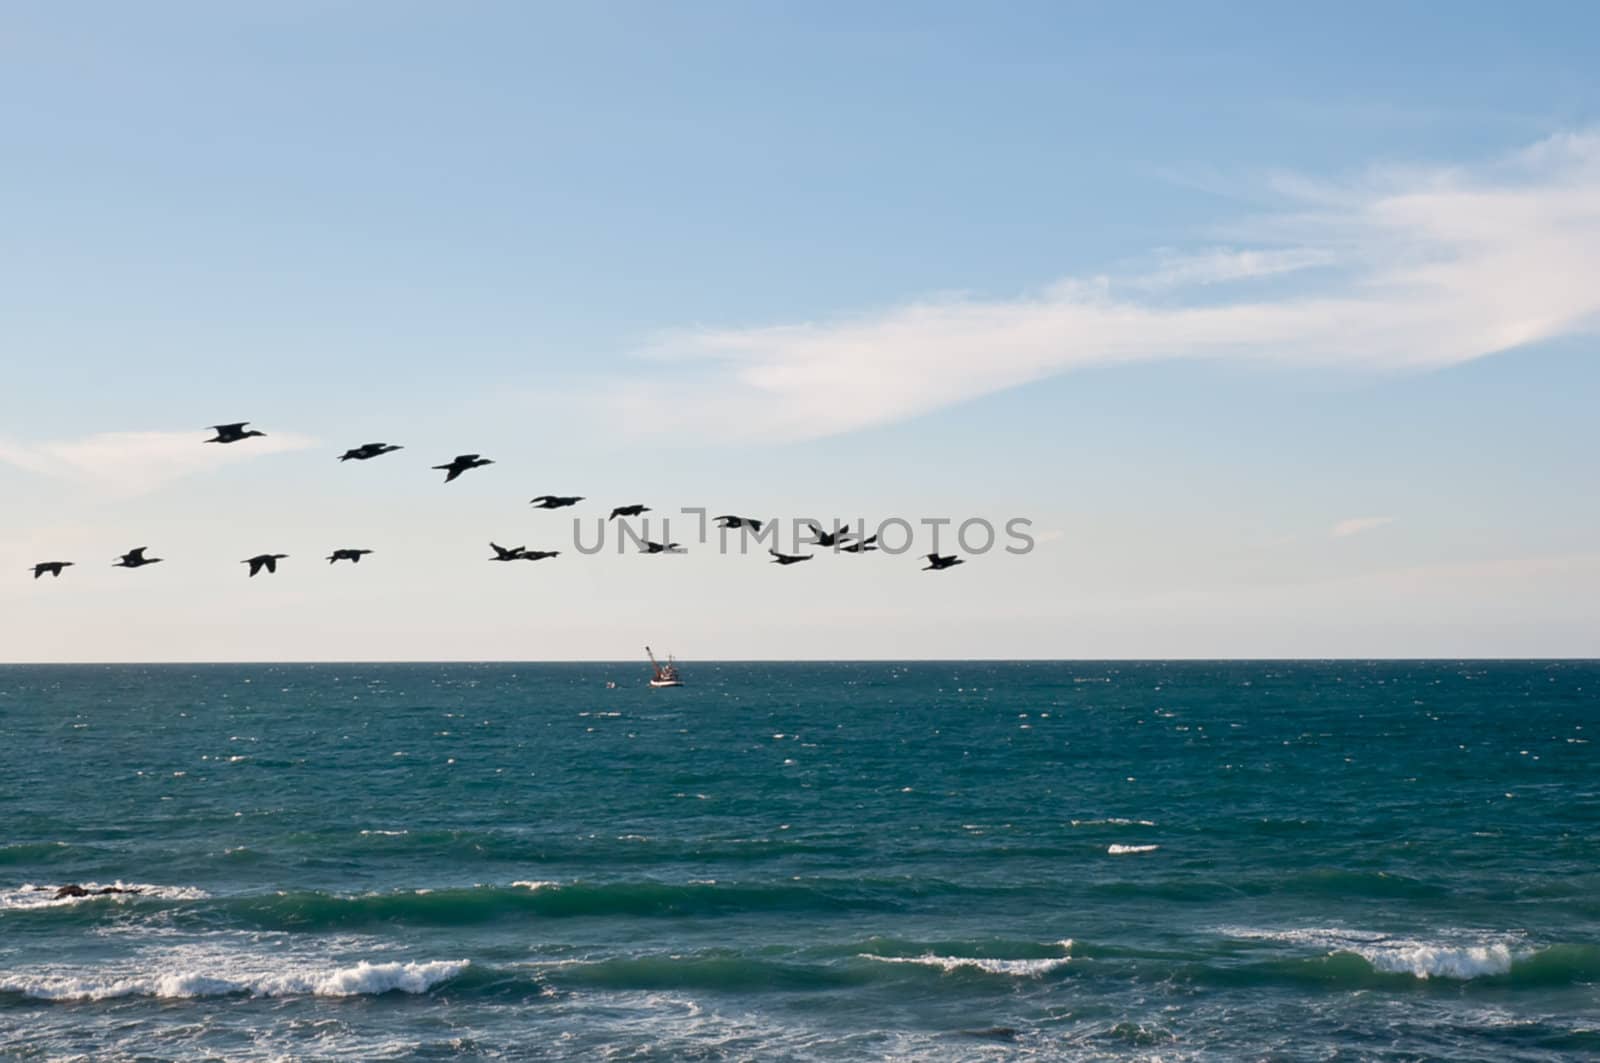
[1070,818,1156,827]
[1107,844,1160,854]
[512,880,559,891]
[1,882,209,911]
[0,958,467,1001]
[860,953,1071,977]
[1363,942,1517,979]
[1216,926,1529,980]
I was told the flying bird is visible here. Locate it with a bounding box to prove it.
[433,454,494,482]
[31,561,74,579]
[242,553,288,577]
[518,550,561,561]
[715,515,764,532]
[769,550,813,566]
[639,541,684,554]
[489,542,529,561]
[113,547,162,569]
[609,504,650,520]
[923,553,965,571]
[530,495,585,509]
[326,548,374,564]
[206,422,265,444]
[338,443,402,462]
[841,536,879,553]
[804,521,855,548]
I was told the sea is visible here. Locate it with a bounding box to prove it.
[1,661,1596,1061]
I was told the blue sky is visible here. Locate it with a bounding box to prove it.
[2,2,1597,660]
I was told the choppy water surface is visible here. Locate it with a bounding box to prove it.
[1,661,1597,1060]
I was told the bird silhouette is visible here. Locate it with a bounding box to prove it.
[923,553,965,571]
[31,561,74,579]
[242,553,288,577]
[326,548,373,564]
[841,535,879,553]
[769,550,813,566]
[489,542,529,561]
[715,515,764,532]
[206,422,265,444]
[609,504,650,520]
[113,547,162,569]
[338,443,402,462]
[804,521,855,548]
[518,550,561,561]
[640,541,684,554]
[433,454,494,482]
[530,495,585,509]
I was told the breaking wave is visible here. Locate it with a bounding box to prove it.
[859,953,1074,977]
[0,959,467,1002]
[0,882,209,911]
[1215,927,1600,985]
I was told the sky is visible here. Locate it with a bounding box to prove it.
[2,1,1598,661]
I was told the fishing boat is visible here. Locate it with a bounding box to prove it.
[646,646,683,688]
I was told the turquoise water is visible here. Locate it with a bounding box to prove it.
[1,661,1597,1060]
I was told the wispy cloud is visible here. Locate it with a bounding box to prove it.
[1330,516,1395,539]
[605,132,1600,441]
[0,430,318,496]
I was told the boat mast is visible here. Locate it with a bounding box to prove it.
[646,645,664,679]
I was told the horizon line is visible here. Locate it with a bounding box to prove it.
[1,656,1595,667]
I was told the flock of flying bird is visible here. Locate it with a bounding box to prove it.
[26,422,969,581]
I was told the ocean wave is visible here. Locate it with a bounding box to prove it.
[1363,942,1516,979]
[0,958,467,1002]
[859,953,1073,977]
[1,882,209,911]
[1215,926,1600,985]
[1107,844,1160,855]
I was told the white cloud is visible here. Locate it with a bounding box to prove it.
[1330,516,1395,538]
[606,132,1600,441]
[0,430,318,497]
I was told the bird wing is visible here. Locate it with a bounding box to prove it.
[128,548,147,561]
[212,422,246,432]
